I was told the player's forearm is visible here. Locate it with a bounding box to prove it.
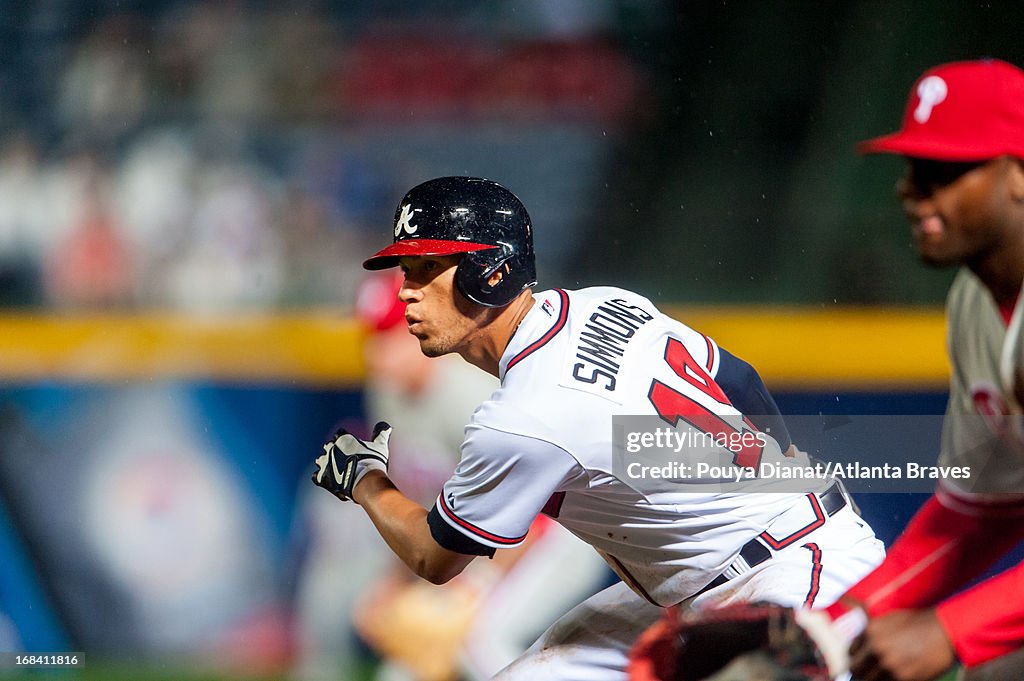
[354,470,474,584]
[842,495,1024,615]
[935,561,1024,667]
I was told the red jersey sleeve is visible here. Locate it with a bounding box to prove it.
[841,493,1024,615]
[935,562,1024,667]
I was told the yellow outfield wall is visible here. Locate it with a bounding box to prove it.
[0,307,950,389]
[675,306,949,390]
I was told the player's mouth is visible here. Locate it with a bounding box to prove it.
[910,215,944,242]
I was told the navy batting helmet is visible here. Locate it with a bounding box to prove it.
[362,176,537,307]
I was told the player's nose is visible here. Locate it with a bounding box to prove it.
[397,278,422,303]
[896,177,934,218]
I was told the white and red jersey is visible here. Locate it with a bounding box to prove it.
[428,286,835,606]
[939,268,1024,499]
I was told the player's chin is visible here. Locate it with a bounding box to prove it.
[916,248,960,268]
[912,239,958,268]
[416,337,449,358]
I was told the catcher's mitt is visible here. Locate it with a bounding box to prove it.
[628,603,834,681]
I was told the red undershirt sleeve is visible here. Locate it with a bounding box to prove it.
[935,561,1024,667]
[839,493,1024,616]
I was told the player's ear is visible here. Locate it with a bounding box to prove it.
[486,264,509,288]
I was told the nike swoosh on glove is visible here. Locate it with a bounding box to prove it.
[312,421,392,501]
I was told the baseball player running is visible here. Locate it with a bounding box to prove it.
[312,176,883,680]
[823,59,1024,681]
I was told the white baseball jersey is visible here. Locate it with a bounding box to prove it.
[427,286,842,606]
[940,268,1024,499]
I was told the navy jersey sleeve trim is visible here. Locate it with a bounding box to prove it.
[715,348,792,451]
[437,493,529,546]
[427,504,497,557]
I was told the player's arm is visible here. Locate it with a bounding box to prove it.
[310,422,477,584]
[353,470,477,584]
[804,488,1024,681]
[313,421,580,585]
[713,347,792,452]
[834,489,1024,616]
[425,423,583,559]
[848,545,1024,681]
[935,555,1024,667]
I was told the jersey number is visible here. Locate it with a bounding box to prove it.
[647,337,764,469]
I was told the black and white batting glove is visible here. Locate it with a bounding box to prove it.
[311,421,392,502]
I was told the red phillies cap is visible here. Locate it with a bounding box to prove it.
[354,270,407,332]
[859,59,1024,161]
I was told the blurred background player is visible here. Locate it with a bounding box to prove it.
[295,270,609,681]
[827,58,1024,681]
[294,269,498,681]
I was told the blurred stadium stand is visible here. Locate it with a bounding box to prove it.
[0,0,1019,312]
[0,0,656,312]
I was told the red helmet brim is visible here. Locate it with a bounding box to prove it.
[362,239,497,270]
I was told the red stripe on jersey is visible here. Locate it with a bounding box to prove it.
[604,552,661,606]
[759,494,826,550]
[438,493,527,546]
[506,289,569,372]
[702,334,715,373]
[803,542,823,608]
[999,296,1018,327]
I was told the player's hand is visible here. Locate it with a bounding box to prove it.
[311,421,392,502]
[849,608,955,681]
[793,607,854,678]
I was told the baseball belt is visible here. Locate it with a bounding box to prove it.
[698,482,851,595]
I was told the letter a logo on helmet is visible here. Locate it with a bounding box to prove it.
[394,203,419,237]
[363,176,537,307]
